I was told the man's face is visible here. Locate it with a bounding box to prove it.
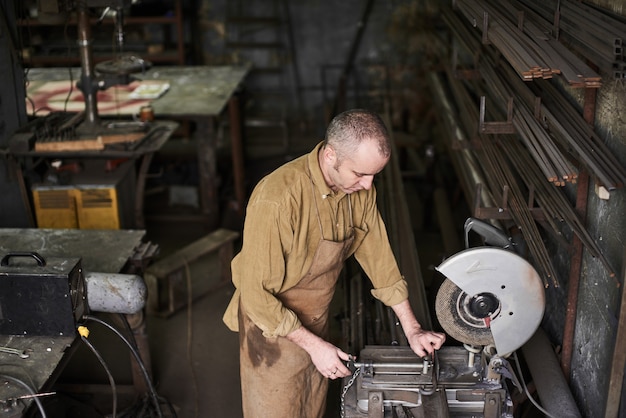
[323,140,389,194]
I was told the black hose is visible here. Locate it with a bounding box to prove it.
[80,335,117,418]
[82,315,163,418]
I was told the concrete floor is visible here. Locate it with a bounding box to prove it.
[144,220,243,418]
[147,273,243,417]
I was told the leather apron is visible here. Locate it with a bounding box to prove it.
[239,180,361,418]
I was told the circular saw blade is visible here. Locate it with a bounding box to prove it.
[435,247,545,355]
[435,278,495,347]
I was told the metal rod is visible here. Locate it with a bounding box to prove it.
[76,3,99,129]
[354,362,425,370]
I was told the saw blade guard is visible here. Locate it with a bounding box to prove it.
[435,247,545,356]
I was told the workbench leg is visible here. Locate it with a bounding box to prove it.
[196,117,219,230]
[8,156,36,227]
[134,153,154,229]
[126,311,153,395]
[228,94,246,217]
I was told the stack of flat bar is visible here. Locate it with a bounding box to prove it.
[519,0,626,78]
[514,105,578,185]
[437,4,619,279]
[454,0,602,87]
[479,62,616,275]
[486,53,626,190]
[495,0,603,87]
[503,138,616,278]
[448,1,626,192]
[533,80,626,191]
[480,61,579,186]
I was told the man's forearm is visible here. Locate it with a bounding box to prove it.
[285,326,325,353]
[391,299,423,338]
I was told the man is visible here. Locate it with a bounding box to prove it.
[223,109,445,417]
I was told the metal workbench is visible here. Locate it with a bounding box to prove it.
[0,228,146,416]
[23,65,250,228]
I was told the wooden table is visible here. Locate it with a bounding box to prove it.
[23,65,250,229]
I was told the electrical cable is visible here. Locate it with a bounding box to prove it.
[112,314,174,418]
[157,395,177,418]
[80,335,117,418]
[82,315,163,418]
[512,352,557,418]
[0,373,47,418]
[116,313,140,351]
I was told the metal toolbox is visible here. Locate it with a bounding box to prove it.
[0,252,86,336]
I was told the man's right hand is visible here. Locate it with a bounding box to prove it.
[286,326,352,379]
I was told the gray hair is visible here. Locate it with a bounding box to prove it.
[324,109,391,161]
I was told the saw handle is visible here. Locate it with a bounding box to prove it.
[464,217,512,250]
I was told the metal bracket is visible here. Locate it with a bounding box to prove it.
[362,361,374,378]
[483,392,502,418]
[452,44,481,80]
[479,96,515,134]
[473,183,545,221]
[368,391,384,418]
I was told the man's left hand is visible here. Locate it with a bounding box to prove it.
[391,299,446,358]
[405,329,446,358]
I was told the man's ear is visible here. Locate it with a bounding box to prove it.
[323,145,337,165]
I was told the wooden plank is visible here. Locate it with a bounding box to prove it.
[147,228,239,277]
[34,138,104,151]
[145,228,239,316]
[99,132,146,144]
[32,131,145,152]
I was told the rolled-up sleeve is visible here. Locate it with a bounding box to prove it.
[227,196,303,337]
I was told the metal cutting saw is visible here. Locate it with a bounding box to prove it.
[341,218,546,418]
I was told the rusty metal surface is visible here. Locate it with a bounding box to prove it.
[0,334,75,413]
[137,66,249,117]
[0,228,145,274]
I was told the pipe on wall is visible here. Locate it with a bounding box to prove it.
[521,327,581,418]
